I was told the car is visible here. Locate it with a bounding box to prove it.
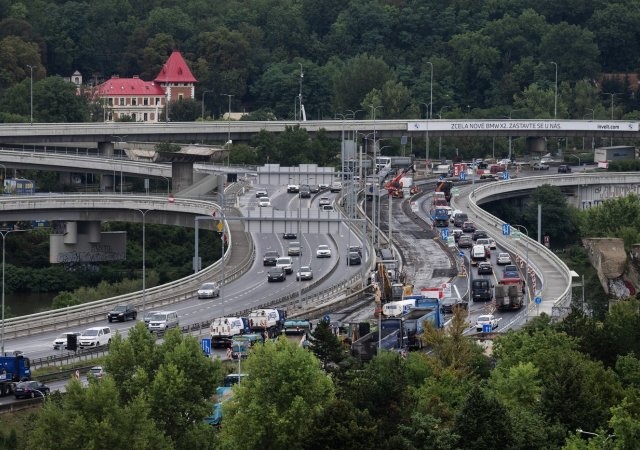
[263,250,280,266]
[462,221,476,233]
[296,266,313,281]
[532,162,550,170]
[330,181,343,192]
[321,204,334,211]
[258,196,271,207]
[287,184,299,193]
[497,252,511,265]
[488,238,497,250]
[433,198,448,207]
[475,314,499,332]
[282,232,297,240]
[540,157,554,164]
[348,245,362,256]
[499,158,512,166]
[89,366,106,379]
[255,189,268,198]
[288,242,302,256]
[503,264,519,278]
[452,229,464,242]
[347,251,362,265]
[558,164,572,173]
[197,282,220,299]
[309,185,320,193]
[472,230,488,241]
[476,238,491,249]
[107,304,137,323]
[143,310,162,325]
[458,235,473,248]
[276,256,293,274]
[52,331,81,350]
[318,183,329,189]
[78,326,112,349]
[316,244,332,258]
[14,381,50,399]
[480,173,498,180]
[299,185,311,198]
[267,267,286,282]
[318,197,331,207]
[441,297,468,314]
[147,311,179,332]
[477,261,493,275]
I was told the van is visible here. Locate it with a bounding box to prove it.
[471,244,487,265]
[78,326,111,349]
[453,212,468,227]
[147,311,179,332]
[472,279,492,301]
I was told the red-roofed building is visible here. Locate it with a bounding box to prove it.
[94,51,197,122]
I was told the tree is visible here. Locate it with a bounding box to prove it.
[221,337,334,450]
[168,98,199,122]
[332,54,393,112]
[522,184,581,247]
[581,194,640,250]
[32,76,89,122]
[309,319,346,368]
[487,361,543,409]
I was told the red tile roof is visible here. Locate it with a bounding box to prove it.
[154,51,198,83]
[96,76,165,96]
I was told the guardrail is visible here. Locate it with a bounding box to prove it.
[2,194,256,339]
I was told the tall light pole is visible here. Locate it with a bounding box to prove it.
[201,89,213,120]
[550,61,558,119]
[1,229,25,355]
[221,94,233,146]
[437,106,448,160]
[113,135,127,194]
[426,61,433,119]
[298,63,304,121]
[0,164,6,186]
[603,92,618,145]
[26,65,34,125]
[136,210,150,315]
[585,108,596,150]
[512,224,530,306]
[160,176,171,196]
[421,101,431,172]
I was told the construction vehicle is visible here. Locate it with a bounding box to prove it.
[432,207,450,227]
[210,317,251,348]
[385,167,418,198]
[0,353,31,396]
[435,180,454,203]
[248,309,286,338]
[494,277,524,310]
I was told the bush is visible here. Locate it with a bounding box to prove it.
[608,160,640,171]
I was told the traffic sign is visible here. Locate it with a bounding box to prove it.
[512,230,521,240]
[440,228,449,240]
[458,251,465,258]
[322,314,331,323]
[459,171,466,181]
[502,224,510,236]
[201,338,211,356]
[503,171,510,180]
[482,324,492,333]
[534,296,542,305]
[438,175,444,180]
[410,201,419,212]
[452,187,460,197]
[447,236,455,247]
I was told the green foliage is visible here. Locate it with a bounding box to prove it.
[580,194,640,250]
[608,159,640,172]
[155,141,182,153]
[309,319,346,368]
[523,184,582,247]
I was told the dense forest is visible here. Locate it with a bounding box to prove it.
[2,0,640,124]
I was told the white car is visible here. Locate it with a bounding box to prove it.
[78,326,112,349]
[318,197,331,207]
[499,158,511,166]
[255,189,268,198]
[287,184,299,193]
[476,238,492,254]
[296,266,313,281]
[316,245,332,258]
[488,238,497,249]
[475,315,499,332]
[89,366,105,379]
[497,252,511,265]
[258,196,271,207]
[276,256,293,274]
[197,282,220,299]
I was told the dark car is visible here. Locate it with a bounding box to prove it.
[462,221,477,233]
[15,381,50,399]
[477,261,493,275]
[107,304,137,323]
[347,252,362,265]
[299,185,311,198]
[263,251,280,266]
[441,297,468,314]
[282,232,297,240]
[503,264,519,278]
[452,229,464,242]
[472,230,488,241]
[458,235,473,248]
[558,165,572,173]
[348,245,362,256]
[267,267,286,282]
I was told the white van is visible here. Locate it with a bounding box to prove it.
[78,326,112,349]
[382,299,416,317]
[471,244,487,265]
[147,311,179,332]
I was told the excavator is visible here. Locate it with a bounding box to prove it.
[385,166,419,198]
[434,180,454,203]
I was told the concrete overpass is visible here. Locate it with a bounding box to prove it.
[0,119,637,147]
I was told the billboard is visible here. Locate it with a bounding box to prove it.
[408,120,639,132]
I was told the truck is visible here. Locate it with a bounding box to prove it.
[471,279,492,302]
[3,178,35,195]
[247,308,286,337]
[382,299,416,317]
[0,353,31,396]
[494,277,524,310]
[283,319,312,334]
[432,207,450,227]
[433,164,452,175]
[210,317,251,348]
[376,156,414,172]
[594,146,636,164]
[435,180,454,202]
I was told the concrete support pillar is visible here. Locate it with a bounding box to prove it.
[97,141,114,157]
[64,222,77,244]
[85,221,102,243]
[527,137,546,155]
[100,174,114,192]
[171,161,194,193]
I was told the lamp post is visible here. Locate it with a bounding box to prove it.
[201,89,213,120]
[426,61,433,119]
[298,63,304,121]
[136,210,151,315]
[512,224,530,307]
[220,94,233,146]
[507,109,525,161]
[112,135,127,194]
[1,229,25,355]
[233,341,242,382]
[550,61,558,119]
[437,106,448,160]
[585,108,596,150]
[160,176,171,196]
[603,92,618,145]
[26,65,34,124]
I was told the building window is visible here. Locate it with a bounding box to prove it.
[156,97,161,105]
[151,113,155,121]
[143,97,149,106]
[132,113,137,121]
[108,98,113,106]
[132,97,137,106]
[178,94,183,101]
[143,113,148,121]
[108,112,113,121]
[119,98,125,106]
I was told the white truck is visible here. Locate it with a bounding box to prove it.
[248,308,287,338]
[475,314,499,332]
[210,317,251,348]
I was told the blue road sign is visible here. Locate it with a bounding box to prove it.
[323,314,331,323]
[534,296,542,305]
[201,338,211,356]
[458,251,465,258]
[459,171,466,181]
[482,324,492,333]
[439,175,444,180]
[502,224,510,236]
[503,171,510,180]
[441,228,449,240]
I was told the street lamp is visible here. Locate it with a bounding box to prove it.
[232,341,242,383]
[437,106,448,160]
[507,109,525,161]
[550,61,558,119]
[112,136,127,194]
[26,65,34,124]
[220,94,233,147]
[512,224,530,307]
[426,61,433,119]
[603,92,619,145]
[136,210,151,315]
[160,176,171,196]
[201,89,213,120]
[1,229,25,355]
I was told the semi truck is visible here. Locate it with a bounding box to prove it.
[210,317,251,348]
[376,156,414,172]
[0,353,31,396]
[248,308,286,337]
[494,277,524,310]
